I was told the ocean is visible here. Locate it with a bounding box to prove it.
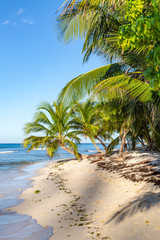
[0,143,104,240]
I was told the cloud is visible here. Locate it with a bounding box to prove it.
[22,18,34,25]
[16,8,24,15]
[2,20,10,25]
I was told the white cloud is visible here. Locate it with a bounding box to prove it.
[16,8,24,15]
[22,18,34,25]
[2,20,10,25]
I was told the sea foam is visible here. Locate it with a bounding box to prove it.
[0,151,18,154]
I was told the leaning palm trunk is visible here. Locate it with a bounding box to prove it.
[119,130,127,157]
[89,137,102,153]
[60,145,87,160]
[96,136,108,151]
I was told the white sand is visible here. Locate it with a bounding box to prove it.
[11,155,160,240]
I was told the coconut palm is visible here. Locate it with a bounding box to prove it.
[56,0,160,155]
[24,101,87,160]
[70,101,113,152]
[70,101,103,152]
[104,93,160,154]
[57,0,148,111]
[57,0,146,69]
[57,0,122,61]
[57,0,147,107]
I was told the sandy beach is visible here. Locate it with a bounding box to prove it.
[11,151,160,240]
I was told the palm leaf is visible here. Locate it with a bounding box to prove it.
[33,111,53,126]
[58,63,125,107]
[94,74,152,102]
[24,122,49,135]
[37,102,59,124]
[107,136,120,152]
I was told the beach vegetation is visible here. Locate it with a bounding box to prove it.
[70,101,113,152]
[24,101,87,160]
[34,190,41,194]
[23,1,160,158]
[55,0,160,156]
[59,0,160,89]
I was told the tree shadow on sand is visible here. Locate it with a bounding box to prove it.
[97,150,160,186]
[106,191,160,224]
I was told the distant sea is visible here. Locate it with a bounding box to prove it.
[0,143,105,240]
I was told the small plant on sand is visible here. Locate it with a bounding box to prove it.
[34,190,41,194]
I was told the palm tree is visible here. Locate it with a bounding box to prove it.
[56,0,160,156]
[89,102,115,151]
[70,101,103,152]
[24,102,87,160]
[70,101,114,152]
[57,0,146,68]
[103,93,160,154]
[56,0,147,108]
[57,1,123,60]
[57,0,147,111]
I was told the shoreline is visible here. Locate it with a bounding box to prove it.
[11,151,160,240]
[1,161,53,240]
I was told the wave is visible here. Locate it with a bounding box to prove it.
[0,151,18,154]
[33,148,46,151]
[0,161,33,166]
[88,150,97,152]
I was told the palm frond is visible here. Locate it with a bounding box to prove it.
[94,74,152,102]
[58,63,125,107]
[37,102,59,123]
[107,136,120,152]
[24,122,49,135]
[59,0,127,14]
[33,111,53,126]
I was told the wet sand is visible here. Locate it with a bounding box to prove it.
[0,163,52,240]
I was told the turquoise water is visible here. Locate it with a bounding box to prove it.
[0,143,104,239]
[0,143,101,169]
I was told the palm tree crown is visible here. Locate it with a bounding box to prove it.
[24,101,87,160]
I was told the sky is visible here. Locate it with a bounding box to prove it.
[0,0,109,143]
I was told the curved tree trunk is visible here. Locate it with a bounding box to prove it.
[96,136,108,151]
[119,130,127,157]
[89,137,102,153]
[60,145,87,160]
[141,139,145,147]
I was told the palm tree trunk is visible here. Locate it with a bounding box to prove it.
[89,138,102,153]
[119,130,127,157]
[60,145,87,160]
[96,136,108,151]
[144,125,154,150]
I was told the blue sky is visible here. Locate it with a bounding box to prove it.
[0,0,108,143]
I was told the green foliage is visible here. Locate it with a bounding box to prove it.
[56,0,160,154]
[70,101,113,150]
[58,63,125,107]
[34,190,40,194]
[107,136,120,153]
[59,0,160,89]
[24,101,82,159]
[118,0,160,89]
